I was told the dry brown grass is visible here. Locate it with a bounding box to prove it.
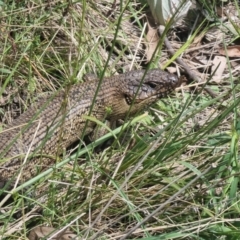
[1,0,240,239]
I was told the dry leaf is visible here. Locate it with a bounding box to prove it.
[211,56,227,83]
[147,0,192,25]
[218,45,240,57]
[166,67,177,74]
[191,31,206,47]
[216,6,225,18]
[146,24,159,62]
[28,226,79,240]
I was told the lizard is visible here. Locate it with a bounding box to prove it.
[0,69,181,187]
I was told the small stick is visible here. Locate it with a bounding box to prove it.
[158,25,217,98]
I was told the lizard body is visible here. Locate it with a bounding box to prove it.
[0,69,180,184]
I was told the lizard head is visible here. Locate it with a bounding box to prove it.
[109,69,180,119]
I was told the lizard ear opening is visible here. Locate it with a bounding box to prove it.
[124,94,132,105]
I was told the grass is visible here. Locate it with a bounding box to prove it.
[0,0,240,239]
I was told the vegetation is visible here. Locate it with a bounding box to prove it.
[0,0,240,239]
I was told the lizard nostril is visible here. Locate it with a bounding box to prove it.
[170,75,179,86]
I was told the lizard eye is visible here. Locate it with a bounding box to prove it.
[146,82,157,89]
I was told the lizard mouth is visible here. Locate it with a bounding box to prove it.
[124,93,159,106]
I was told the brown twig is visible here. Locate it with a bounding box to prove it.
[158,25,217,98]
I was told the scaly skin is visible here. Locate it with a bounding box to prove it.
[0,69,180,184]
